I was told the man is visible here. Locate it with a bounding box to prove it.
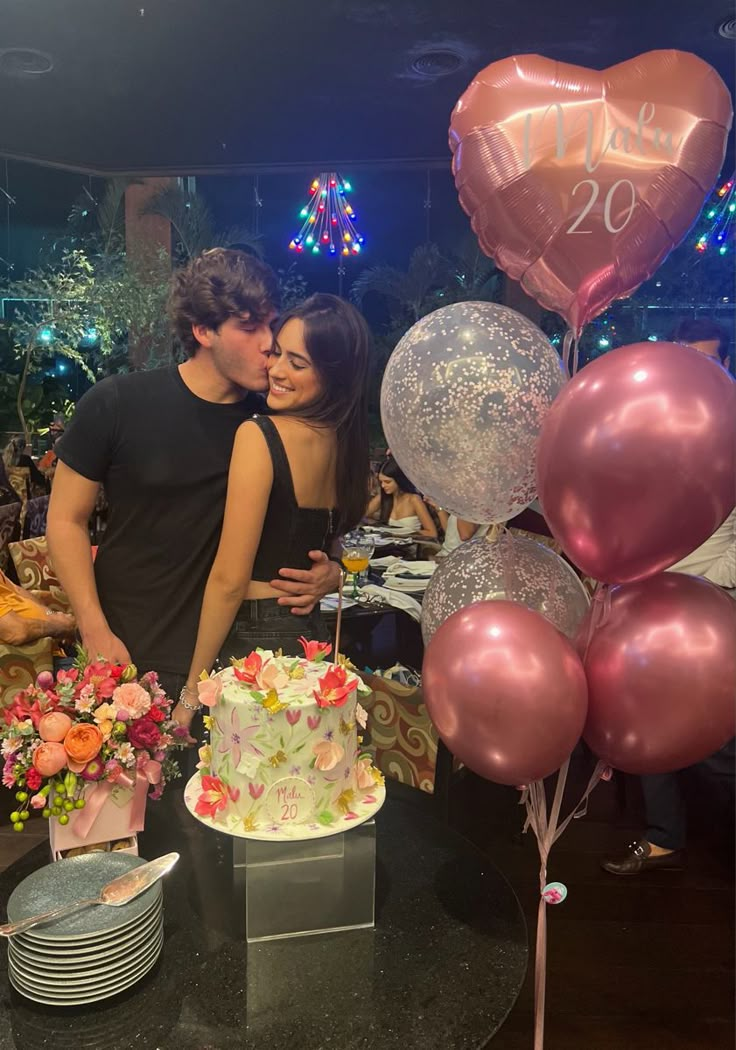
[602,318,735,875]
[47,249,341,705]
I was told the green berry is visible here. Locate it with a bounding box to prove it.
[42,808,51,819]
[20,811,29,821]
[58,814,70,826]
[63,800,74,812]
[9,811,19,823]
[51,806,62,816]
[74,799,86,810]
[13,822,24,832]
[15,791,28,803]
[53,795,63,807]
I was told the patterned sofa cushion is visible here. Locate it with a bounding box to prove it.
[8,536,71,612]
[0,637,54,705]
[358,671,439,794]
[0,503,21,576]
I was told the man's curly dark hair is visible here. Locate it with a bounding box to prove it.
[168,248,281,358]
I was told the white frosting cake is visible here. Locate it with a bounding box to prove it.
[191,644,383,836]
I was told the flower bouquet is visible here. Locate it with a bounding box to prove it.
[1,652,190,853]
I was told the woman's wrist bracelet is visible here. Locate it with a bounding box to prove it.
[178,686,202,712]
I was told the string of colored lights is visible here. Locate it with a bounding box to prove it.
[695,173,734,255]
[288,173,365,257]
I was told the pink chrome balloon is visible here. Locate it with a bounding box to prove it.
[449,51,733,333]
[423,601,587,786]
[579,574,736,775]
[536,342,736,584]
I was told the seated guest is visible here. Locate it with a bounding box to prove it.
[365,457,437,540]
[424,498,489,558]
[0,569,75,647]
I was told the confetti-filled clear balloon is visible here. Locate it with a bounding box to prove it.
[380,302,566,524]
[421,533,590,645]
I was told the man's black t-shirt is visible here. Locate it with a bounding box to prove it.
[56,367,260,675]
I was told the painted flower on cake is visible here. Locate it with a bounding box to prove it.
[248,782,264,799]
[313,739,345,771]
[217,708,262,769]
[285,709,302,726]
[313,666,353,709]
[298,637,333,662]
[195,775,237,819]
[232,651,264,685]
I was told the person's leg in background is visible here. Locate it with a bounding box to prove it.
[602,772,687,875]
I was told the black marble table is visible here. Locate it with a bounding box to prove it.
[0,783,528,1050]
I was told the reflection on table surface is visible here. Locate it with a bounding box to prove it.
[1,782,528,1050]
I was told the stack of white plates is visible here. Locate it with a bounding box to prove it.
[6,853,163,1006]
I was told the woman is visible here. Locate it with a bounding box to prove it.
[365,457,437,539]
[173,294,370,726]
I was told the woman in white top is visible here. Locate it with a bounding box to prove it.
[365,457,438,539]
[427,502,490,558]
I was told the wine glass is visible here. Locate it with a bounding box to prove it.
[340,532,375,599]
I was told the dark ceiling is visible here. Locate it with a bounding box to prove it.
[0,0,733,175]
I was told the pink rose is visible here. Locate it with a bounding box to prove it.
[30,792,47,809]
[355,759,375,790]
[112,683,151,720]
[197,676,223,708]
[32,741,68,777]
[312,740,345,772]
[38,711,73,743]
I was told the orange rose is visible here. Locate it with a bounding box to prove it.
[64,723,103,765]
[38,711,73,743]
[32,741,68,777]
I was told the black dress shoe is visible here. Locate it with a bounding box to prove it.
[601,839,686,875]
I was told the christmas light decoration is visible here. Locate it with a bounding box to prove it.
[289,173,365,258]
[694,173,734,255]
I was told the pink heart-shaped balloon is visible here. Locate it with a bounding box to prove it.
[449,51,733,333]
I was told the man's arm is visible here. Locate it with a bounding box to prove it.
[47,461,131,664]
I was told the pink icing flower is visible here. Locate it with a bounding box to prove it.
[307,715,321,731]
[355,759,375,790]
[285,710,302,726]
[355,703,368,730]
[298,637,332,661]
[112,683,151,720]
[256,661,290,692]
[312,739,345,771]
[197,676,223,708]
[248,782,264,799]
[38,711,73,743]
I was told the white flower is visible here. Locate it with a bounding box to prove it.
[116,742,136,767]
[1,737,23,757]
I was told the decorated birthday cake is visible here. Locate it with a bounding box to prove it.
[185,640,385,840]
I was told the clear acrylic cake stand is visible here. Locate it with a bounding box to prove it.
[232,819,376,942]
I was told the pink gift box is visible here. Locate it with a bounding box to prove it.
[49,777,148,856]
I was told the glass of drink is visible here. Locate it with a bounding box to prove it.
[340,533,375,599]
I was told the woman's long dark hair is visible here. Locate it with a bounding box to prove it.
[273,293,370,533]
[377,456,416,524]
